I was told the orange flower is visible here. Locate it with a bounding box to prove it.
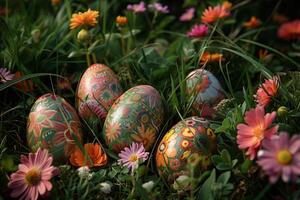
[14,71,34,92]
[222,1,232,10]
[243,16,261,29]
[201,5,230,24]
[258,49,268,60]
[254,77,279,107]
[258,49,273,61]
[116,16,128,26]
[69,143,107,167]
[277,20,300,40]
[200,52,224,64]
[70,9,99,30]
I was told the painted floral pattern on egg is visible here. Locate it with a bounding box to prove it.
[155,116,216,182]
[76,64,123,125]
[186,69,224,117]
[102,85,164,153]
[27,93,83,162]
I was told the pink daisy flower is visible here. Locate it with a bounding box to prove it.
[8,148,59,200]
[148,3,169,14]
[0,67,14,83]
[254,77,279,108]
[257,132,300,183]
[118,142,149,173]
[127,2,146,13]
[237,106,278,160]
[180,8,195,22]
[187,24,209,38]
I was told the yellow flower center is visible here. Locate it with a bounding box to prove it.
[25,168,41,186]
[253,126,263,140]
[276,150,292,165]
[129,154,138,162]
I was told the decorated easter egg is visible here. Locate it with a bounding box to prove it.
[102,85,164,152]
[76,64,123,126]
[27,93,83,161]
[186,69,224,117]
[155,116,216,182]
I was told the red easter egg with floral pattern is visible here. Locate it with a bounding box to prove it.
[27,93,83,162]
[76,64,123,126]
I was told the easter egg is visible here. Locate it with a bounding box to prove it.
[155,116,216,182]
[186,69,224,117]
[102,85,164,153]
[27,93,83,162]
[76,64,123,126]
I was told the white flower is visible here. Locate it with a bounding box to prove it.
[100,182,112,194]
[77,166,92,179]
[142,180,154,193]
[173,175,191,191]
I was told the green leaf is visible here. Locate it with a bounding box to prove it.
[217,171,231,184]
[216,163,232,171]
[215,118,231,133]
[197,169,216,200]
[211,155,223,165]
[221,149,231,164]
[241,159,252,174]
[136,180,151,200]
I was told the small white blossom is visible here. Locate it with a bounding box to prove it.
[100,182,112,194]
[142,180,154,193]
[77,166,92,179]
[173,175,190,191]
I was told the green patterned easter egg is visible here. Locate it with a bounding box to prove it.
[102,85,164,153]
[27,93,83,162]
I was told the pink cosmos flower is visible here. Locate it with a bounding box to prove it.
[0,67,14,83]
[254,77,279,108]
[187,24,209,38]
[127,2,146,13]
[257,132,300,183]
[180,8,195,22]
[148,3,169,14]
[8,148,59,200]
[118,142,149,173]
[237,106,278,160]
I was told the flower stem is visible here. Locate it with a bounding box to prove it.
[86,53,91,67]
[92,53,97,64]
[85,44,91,66]
[129,172,136,199]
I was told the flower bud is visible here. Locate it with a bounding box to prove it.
[142,181,154,193]
[116,16,128,27]
[173,175,191,191]
[99,182,112,194]
[31,29,41,43]
[51,0,61,5]
[277,106,288,117]
[77,29,91,43]
[77,166,91,179]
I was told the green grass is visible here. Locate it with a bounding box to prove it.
[1,0,300,199]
